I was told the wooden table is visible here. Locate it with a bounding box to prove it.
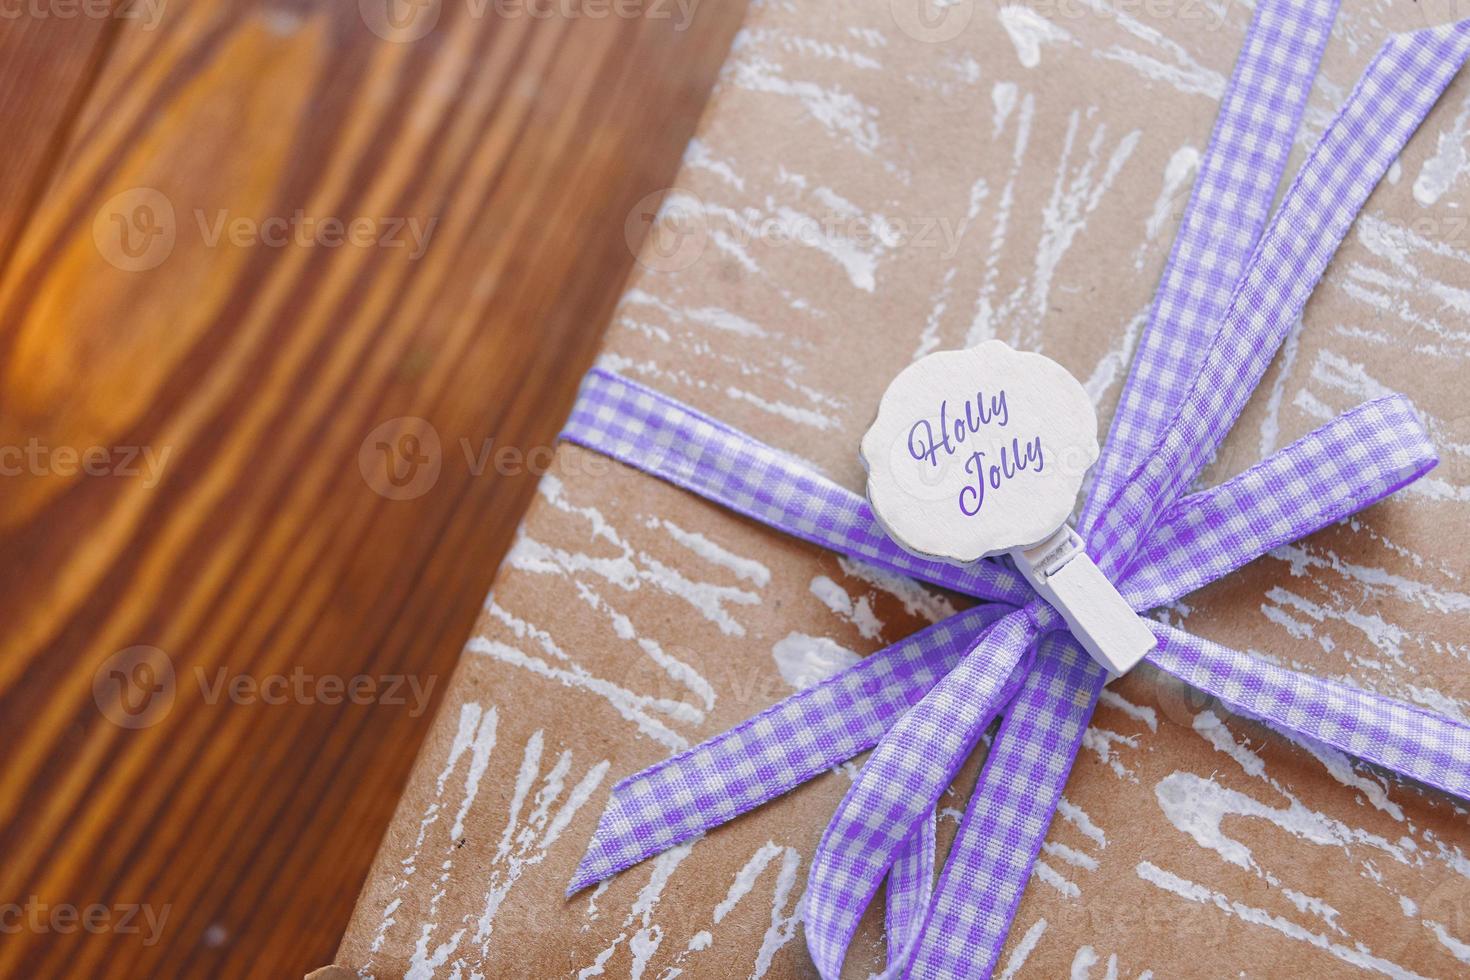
[0,2,743,975]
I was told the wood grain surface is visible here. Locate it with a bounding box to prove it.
[0,1,743,976]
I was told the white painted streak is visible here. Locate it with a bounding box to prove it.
[1099,688,1158,731]
[1413,89,1470,206]
[1154,767,1411,873]
[1295,735,1405,822]
[572,583,716,711]
[514,476,762,636]
[1084,0,1225,98]
[998,917,1048,980]
[772,632,861,690]
[646,517,772,586]
[1083,727,1139,781]
[577,842,696,979]
[967,91,1034,345]
[1043,840,1101,871]
[998,5,1073,68]
[1144,146,1199,242]
[992,81,1017,138]
[1136,861,1432,979]
[1257,315,1303,457]
[1070,944,1100,979]
[467,635,691,750]
[1032,113,1140,333]
[836,556,958,623]
[1082,308,1147,403]
[724,385,838,430]
[1034,858,1082,898]
[1058,796,1107,847]
[683,137,745,191]
[465,733,608,965]
[450,708,500,840]
[710,843,803,979]
[810,575,883,639]
[1428,920,1470,965]
[727,55,880,155]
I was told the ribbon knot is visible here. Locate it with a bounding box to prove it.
[559,9,1470,979]
[1018,598,1053,635]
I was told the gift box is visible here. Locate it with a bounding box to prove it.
[331,2,1470,976]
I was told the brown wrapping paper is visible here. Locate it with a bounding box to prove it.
[335,2,1470,976]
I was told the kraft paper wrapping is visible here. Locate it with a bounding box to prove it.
[336,2,1470,976]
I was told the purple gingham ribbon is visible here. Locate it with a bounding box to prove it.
[560,12,1470,978]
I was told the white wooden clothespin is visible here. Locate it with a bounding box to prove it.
[1011,524,1154,676]
[861,341,1155,677]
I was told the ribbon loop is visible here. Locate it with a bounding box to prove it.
[804,606,1042,977]
[566,603,1011,893]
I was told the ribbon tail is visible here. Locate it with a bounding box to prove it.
[1083,0,1341,529]
[884,809,936,974]
[803,606,1041,979]
[1122,394,1438,609]
[1147,623,1470,800]
[561,367,1031,605]
[906,633,1097,978]
[566,604,1007,894]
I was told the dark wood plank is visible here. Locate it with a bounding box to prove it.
[0,1,744,975]
[0,2,117,265]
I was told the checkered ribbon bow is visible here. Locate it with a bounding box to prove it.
[562,8,1470,977]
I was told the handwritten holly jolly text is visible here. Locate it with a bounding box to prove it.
[906,389,1045,515]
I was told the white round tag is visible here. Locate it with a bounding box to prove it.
[860,341,1100,565]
